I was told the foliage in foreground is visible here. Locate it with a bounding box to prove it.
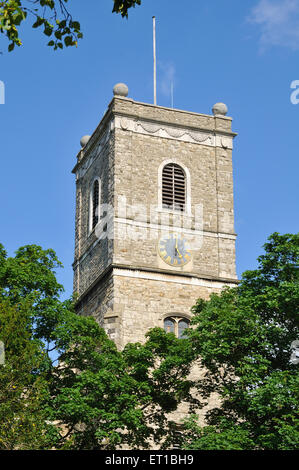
[0,243,195,449]
[0,299,53,449]
[0,0,141,52]
[0,232,298,450]
[183,233,299,450]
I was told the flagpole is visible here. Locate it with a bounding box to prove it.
[171,81,174,108]
[153,16,157,106]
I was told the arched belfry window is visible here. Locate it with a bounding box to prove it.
[162,163,186,212]
[89,178,100,233]
[164,316,190,339]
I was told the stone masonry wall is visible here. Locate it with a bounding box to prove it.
[112,272,234,349]
[72,94,238,443]
[73,130,115,297]
[73,95,237,345]
[112,126,236,281]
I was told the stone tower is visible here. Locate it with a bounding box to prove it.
[72,84,238,348]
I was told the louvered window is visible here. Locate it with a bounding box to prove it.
[162,163,186,212]
[92,180,99,230]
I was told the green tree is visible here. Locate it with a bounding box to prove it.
[47,321,196,449]
[112,0,141,17]
[0,244,71,449]
[0,243,195,449]
[0,299,55,449]
[0,0,141,52]
[183,232,299,450]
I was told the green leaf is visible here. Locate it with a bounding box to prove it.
[64,35,73,47]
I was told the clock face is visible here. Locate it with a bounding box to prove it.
[158,234,192,267]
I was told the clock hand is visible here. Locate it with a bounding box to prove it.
[175,236,183,258]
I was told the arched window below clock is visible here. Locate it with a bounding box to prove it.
[89,178,101,234]
[164,316,190,339]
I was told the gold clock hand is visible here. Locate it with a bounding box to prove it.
[175,236,183,258]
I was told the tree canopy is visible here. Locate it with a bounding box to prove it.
[0,0,141,52]
[0,243,195,449]
[0,233,298,449]
[182,232,299,450]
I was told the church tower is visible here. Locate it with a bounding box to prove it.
[72,84,238,348]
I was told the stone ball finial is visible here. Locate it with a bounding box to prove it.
[113,83,129,97]
[212,102,228,116]
[80,135,91,148]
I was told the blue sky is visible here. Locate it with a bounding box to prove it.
[0,0,298,299]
